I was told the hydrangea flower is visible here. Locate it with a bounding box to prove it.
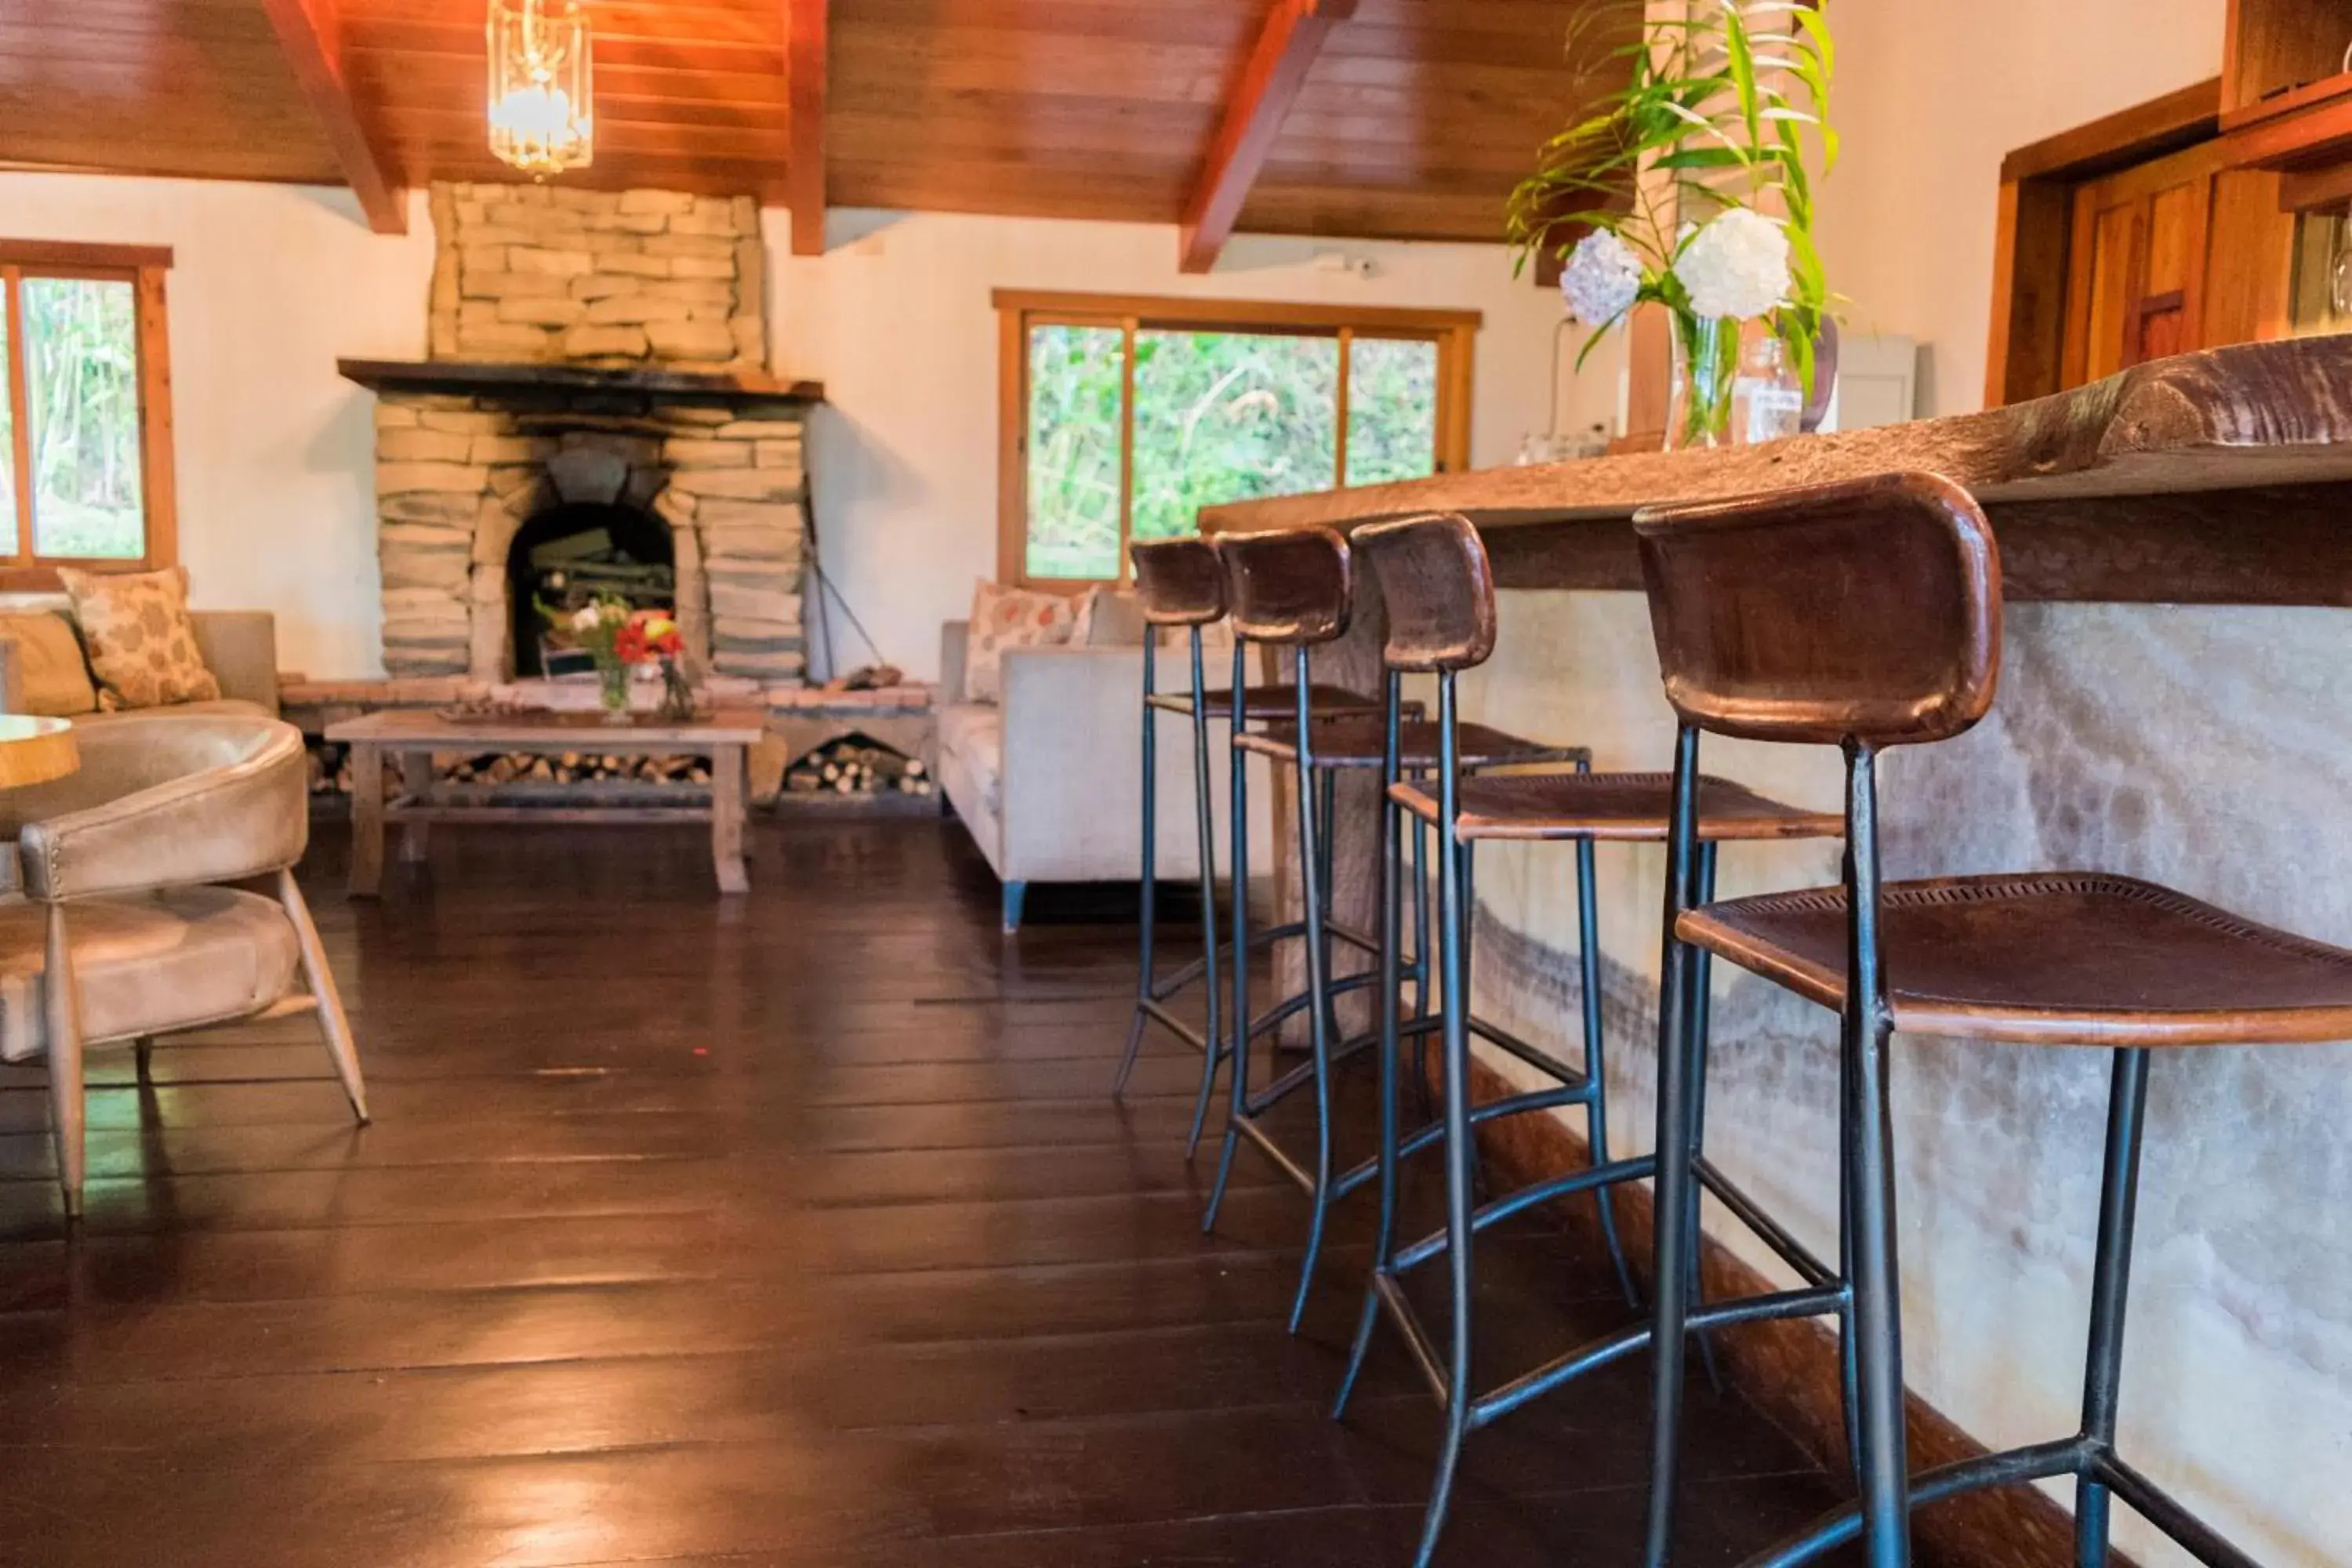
[1557,230,1644,327]
[1675,209,1792,321]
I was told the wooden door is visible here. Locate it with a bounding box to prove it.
[2060,141,2223,385]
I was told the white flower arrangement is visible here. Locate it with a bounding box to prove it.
[1676,209,1793,322]
[1558,229,1645,326]
[1509,0,1838,441]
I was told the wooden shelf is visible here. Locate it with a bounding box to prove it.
[338,358,825,407]
[2222,68,2352,172]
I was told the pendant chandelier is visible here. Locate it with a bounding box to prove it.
[487,0,594,176]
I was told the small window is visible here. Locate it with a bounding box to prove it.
[996,292,1477,588]
[0,242,177,578]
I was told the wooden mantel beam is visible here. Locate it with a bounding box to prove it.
[1178,0,1356,274]
[258,0,407,235]
[785,0,829,256]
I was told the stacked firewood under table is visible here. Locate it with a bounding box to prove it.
[310,742,710,795]
[783,735,933,798]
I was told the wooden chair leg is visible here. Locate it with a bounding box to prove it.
[281,868,370,1125]
[42,902,85,1219]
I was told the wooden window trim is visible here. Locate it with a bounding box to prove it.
[0,241,177,586]
[994,290,1479,589]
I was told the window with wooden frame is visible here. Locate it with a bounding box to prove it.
[0,241,177,580]
[995,290,1478,586]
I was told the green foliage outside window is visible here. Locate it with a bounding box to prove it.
[12,276,147,561]
[1024,318,1446,582]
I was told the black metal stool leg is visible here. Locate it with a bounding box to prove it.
[1411,812,1435,1120]
[1411,670,1474,1568]
[1289,659,1340,1334]
[1337,669,1408,1417]
[1842,741,1912,1568]
[2075,1046,2151,1566]
[1687,843,1724,1394]
[1203,648,1252,1232]
[1113,631,1160,1098]
[1642,722,1707,1568]
[1182,627,1224,1156]
[1576,825,1639,1308]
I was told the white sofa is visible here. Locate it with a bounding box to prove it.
[936,615,1272,931]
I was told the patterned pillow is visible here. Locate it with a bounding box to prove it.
[56,566,222,710]
[966,579,1075,703]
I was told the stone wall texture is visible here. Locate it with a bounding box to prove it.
[426,182,765,372]
[374,394,806,685]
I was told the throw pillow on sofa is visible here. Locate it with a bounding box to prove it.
[966,579,1075,703]
[0,612,100,717]
[56,565,223,710]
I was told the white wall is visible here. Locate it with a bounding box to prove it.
[0,174,434,680]
[1814,0,2227,416]
[771,209,1569,681]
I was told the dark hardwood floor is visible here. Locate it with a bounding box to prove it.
[0,815,1854,1566]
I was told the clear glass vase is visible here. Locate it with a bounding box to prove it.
[1666,310,1740,450]
[597,659,632,724]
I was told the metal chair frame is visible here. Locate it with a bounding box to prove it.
[1635,474,2270,1568]
[1332,666,1849,1568]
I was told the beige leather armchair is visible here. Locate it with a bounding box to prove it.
[0,713,364,1215]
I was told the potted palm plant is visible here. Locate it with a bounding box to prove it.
[1508,1,1838,449]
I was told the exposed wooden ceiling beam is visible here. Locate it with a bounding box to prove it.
[258,0,407,234]
[785,0,829,255]
[1178,0,1356,274]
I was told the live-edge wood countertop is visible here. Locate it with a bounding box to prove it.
[1199,337,2352,606]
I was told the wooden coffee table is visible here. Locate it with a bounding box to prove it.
[326,709,766,897]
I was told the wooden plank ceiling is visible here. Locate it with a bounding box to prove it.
[0,0,1611,261]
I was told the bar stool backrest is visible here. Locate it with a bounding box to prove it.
[1632,472,2002,749]
[1218,527,1353,646]
[1353,513,1497,673]
[1130,538,1228,626]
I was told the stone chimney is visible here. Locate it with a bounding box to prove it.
[426,183,767,372]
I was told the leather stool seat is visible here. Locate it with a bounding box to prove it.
[1238,717,1585,771]
[1682,871,2352,1047]
[1392,770,1840,841]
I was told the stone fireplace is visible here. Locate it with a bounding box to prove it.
[345,181,817,688]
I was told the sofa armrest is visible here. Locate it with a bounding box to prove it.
[998,644,1145,883]
[939,620,971,705]
[191,612,281,713]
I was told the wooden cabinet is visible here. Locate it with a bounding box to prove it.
[1987,83,2294,405]
[2060,141,2221,385]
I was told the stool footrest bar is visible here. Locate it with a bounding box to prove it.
[1694,1156,1838,1288]
[1394,1152,1655,1272]
[1245,971,1383,1045]
[1136,999,1210,1058]
[1235,1112,1316,1197]
[1465,1014,1589,1087]
[1741,1439,2092,1568]
[1476,1283,1844,1428]
[2095,1453,2264,1568]
[1331,1084,1592,1202]
[1371,1271,1451,1408]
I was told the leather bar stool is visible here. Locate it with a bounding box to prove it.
[1331,512,1842,1568]
[1633,473,2350,1568]
[1200,523,1585,1334]
[1113,537,1396,1152]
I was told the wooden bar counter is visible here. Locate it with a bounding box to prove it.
[1200,337,2352,1567]
[1204,336,2352,606]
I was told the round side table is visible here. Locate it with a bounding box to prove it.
[0,715,78,789]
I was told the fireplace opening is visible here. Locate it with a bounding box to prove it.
[507,500,676,677]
